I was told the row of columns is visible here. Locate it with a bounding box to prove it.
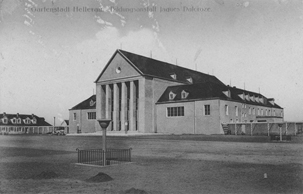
[100,80,138,132]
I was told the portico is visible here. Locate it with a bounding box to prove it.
[96,80,139,132]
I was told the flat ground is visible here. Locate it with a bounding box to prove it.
[0,134,302,194]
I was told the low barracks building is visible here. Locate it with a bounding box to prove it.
[0,113,52,134]
[70,49,283,134]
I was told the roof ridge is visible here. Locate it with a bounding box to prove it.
[118,49,217,78]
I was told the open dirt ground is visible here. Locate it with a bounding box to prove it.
[0,135,302,194]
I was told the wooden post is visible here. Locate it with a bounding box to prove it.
[102,127,107,166]
[250,122,253,136]
[235,123,237,135]
[294,123,297,136]
[267,122,270,136]
[280,126,282,141]
[285,122,288,135]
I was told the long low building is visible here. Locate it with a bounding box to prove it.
[0,113,52,134]
[69,49,283,134]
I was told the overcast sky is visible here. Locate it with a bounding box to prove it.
[0,0,302,124]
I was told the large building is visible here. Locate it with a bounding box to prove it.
[0,112,52,134]
[71,49,283,134]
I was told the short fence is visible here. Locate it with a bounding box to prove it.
[76,148,132,166]
[224,122,303,136]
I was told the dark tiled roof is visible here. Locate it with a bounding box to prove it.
[95,49,224,85]
[226,86,282,109]
[157,82,282,109]
[70,95,96,110]
[0,113,52,126]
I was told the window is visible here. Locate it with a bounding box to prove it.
[181,90,189,99]
[186,77,193,83]
[116,67,121,73]
[274,110,276,116]
[170,73,177,79]
[268,110,271,116]
[204,105,210,116]
[235,106,238,116]
[265,110,268,116]
[249,107,251,115]
[3,118,8,124]
[17,118,21,124]
[24,118,31,124]
[11,118,16,124]
[32,118,37,124]
[90,100,96,107]
[87,112,96,120]
[73,113,77,121]
[230,119,233,123]
[252,108,255,115]
[261,109,263,115]
[169,91,176,100]
[167,107,184,117]
[257,108,260,115]
[225,105,229,115]
[223,90,231,98]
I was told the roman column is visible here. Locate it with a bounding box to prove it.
[121,82,128,132]
[105,84,112,130]
[129,81,136,131]
[113,83,119,131]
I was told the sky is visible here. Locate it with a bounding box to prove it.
[0,0,302,124]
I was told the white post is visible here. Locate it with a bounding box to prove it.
[129,81,136,131]
[294,123,297,136]
[235,123,237,135]
[280,126,282,141]
[267,122,270,136]
[285,122,288,135]
[113,83,119,131]
[121,82,127,133]
[250,122,253,136]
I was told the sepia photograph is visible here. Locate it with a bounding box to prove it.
[0,0,302,193]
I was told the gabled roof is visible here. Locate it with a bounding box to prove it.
[61,120,69,126]
[157,82,282,109]
[158,82,228,102]
[70,95,96,110]
[0,113,52,126]
[95,49,224,85]
[227,86,282,109]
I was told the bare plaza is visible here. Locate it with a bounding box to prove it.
[0,134,302,193]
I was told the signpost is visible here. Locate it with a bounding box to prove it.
[278,123,283,141]
[97,119,111,166]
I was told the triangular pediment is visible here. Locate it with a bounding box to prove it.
[95,50,142,83]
